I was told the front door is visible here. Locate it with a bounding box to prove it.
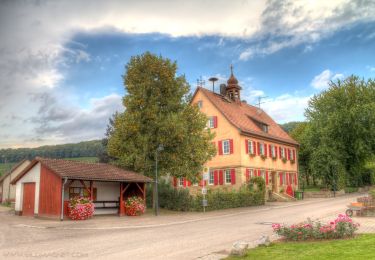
[271,172,277,192]
[22,183,35,216]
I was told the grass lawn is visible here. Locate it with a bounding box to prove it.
[228,234,375,260]
[65,157,98,163]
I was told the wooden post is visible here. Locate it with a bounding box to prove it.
[143,183,146,201]
[89,181,93,201]
[119,182,124,216]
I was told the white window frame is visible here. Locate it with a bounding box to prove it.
[271,145,276,157]
[224,169,232,184]
[260,170,266,180]
[197,100,203,109]
[222,140,230,155]
[249,169,254,178]
[208,117,215,129]
[290,149,294,160]
[281,147,286,159]
[260,143,265,156]
[282,173,286,185]
[179,178,184,187]
[248,140,254,154]
[209,171,214,185]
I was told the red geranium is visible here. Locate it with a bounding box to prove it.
[68,197,95,220]
[124,196,146,216]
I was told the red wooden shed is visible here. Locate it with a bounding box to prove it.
[11,157,152,220]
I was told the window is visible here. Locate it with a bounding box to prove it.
[208,117,214,128]
[260,143,265,156]
[225,169,231,184]
[179,178,184,187]
[249,169,254,178]
[247,140,254,154]
[282,173,286,185]
[197,100,203,109]
[260,170,266,180]
[223,140,230,155]
[271,145,276,157]
[262,124,268,133]
[290,150,294,160]
[209,171,214,185]
[281,147,286,159]
[69,187,97,200]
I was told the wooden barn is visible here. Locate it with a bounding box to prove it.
[11,157,152,220]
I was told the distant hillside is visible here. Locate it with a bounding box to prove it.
[0,140,104,163]
[280,121,302,133]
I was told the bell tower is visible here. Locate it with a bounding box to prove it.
[226,65,241,102]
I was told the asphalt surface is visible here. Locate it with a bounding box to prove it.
[0,193,364,259]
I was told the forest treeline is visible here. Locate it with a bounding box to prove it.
[0,140,104,163]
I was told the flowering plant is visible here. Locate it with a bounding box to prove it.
[272,214,359,241]
[124,196,146,216]
[68,197,95,220]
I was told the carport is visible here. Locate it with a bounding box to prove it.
[11,157,152,220]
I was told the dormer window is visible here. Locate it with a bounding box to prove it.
[261,124,268,133]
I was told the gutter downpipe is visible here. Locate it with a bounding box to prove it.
[61,178,68,221]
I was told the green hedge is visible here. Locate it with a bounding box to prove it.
[146,177,265,212]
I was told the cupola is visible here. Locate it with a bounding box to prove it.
[226,65,241,102]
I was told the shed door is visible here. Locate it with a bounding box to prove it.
[22,183,36,216]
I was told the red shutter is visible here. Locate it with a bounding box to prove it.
[183,178,187,187]
[173,177,177,187]
[245,139,249,154]
[264,144,268,157]
[229,139,234,154]
[266,170,269,185]
[287,149,290,160]
[199,180,203,186]
[218,141,223,155]
[275,146,278,158]
[213,116,218,128]
[245,169,250,182]
[279,173,283,185]
[257,142,260,155]
[231,169,236,185]
[252,141,256,154]
[257,169,260,177]
[289,173,292,185]
[279,146,282,158]
[187,180,191,186]
[219,170,224,185]
[214,170,218,185]
[269,144,272,157]
[293,149,296,160]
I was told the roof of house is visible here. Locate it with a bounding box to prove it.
[12,157,153,184]
[0,159,31,183]
[195,87,299,146]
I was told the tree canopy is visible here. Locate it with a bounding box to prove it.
[294,76,375,188]
[107,52,215,181]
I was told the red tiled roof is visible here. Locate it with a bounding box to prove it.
[12,157,152,184]
[197,87,299,146]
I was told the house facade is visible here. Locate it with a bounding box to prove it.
[0,160,31,203]
[11,157,152,219]
[175,68,299,197]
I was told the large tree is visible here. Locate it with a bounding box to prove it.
[107,52,215,181]
[305,76,375,187]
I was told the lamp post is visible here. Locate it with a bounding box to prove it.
[154,145,164,216]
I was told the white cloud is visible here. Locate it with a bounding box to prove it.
[311,69,344,89]
[262,94,310,123]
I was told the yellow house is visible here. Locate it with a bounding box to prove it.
[175,68,299,197]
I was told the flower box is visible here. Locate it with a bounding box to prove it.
[124,196,146,216]
[68,197,95,220]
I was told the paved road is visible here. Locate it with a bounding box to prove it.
[0,194,366,259]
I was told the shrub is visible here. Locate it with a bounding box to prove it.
[272,214,359,241]
[124,196,146,216]
[146,178,265,212]
[68,197,95,220]
[344,187,359,193]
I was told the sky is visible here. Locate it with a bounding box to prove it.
[0,0,375,149]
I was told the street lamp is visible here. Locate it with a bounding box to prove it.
[154,144,164,216]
